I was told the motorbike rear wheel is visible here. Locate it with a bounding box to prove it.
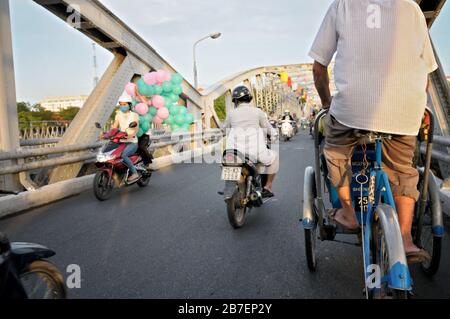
[226,182,248,229]
[93,171,113,201]
[19,260,66,299]
[137,172,152,187]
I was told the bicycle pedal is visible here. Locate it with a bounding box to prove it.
[320,224,336,241]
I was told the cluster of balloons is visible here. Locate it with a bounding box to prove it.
[124,69,195,137]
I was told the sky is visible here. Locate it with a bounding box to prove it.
[8,0,450,103]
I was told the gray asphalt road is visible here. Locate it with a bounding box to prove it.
[1,132,449,299]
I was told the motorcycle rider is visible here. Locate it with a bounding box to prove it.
[111,94,140,183]
[281,110,295,122]
[223,86,279,198]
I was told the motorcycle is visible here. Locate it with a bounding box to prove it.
[93,122,152,201]
[280,119,294,142]
[0,232,66,299]
[221,150,269,229]
[300,118,309,130]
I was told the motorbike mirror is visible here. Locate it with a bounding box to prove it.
[95,122,102,129]
[129,121,138,129]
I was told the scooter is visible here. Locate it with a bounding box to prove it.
[0,232,66,299]
[280,119,294,142]
[221,150,269,229]
[93,122,152,201]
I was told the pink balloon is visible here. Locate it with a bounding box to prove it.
[157,107,169,120]
[152,116,163,125]
[135,103,149,115]
[152,95,165,109]
[125,83,136,97]
[143,72,157,85]
[156,70,167,84]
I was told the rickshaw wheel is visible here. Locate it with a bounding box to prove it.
[304,169,318,272]
[370,212,409,299]
[415,174,442,277]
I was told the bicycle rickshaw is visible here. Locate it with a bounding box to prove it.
[301,108,444,299]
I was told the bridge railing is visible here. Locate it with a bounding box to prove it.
[0,129,223,177]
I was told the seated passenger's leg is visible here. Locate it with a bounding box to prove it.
[323,114,359,229]
[258,151,279,197]
[382,135,421,254]
[138,134,153,166]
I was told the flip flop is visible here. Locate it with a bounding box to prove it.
[327,208,361,234]
[262,189,275,198]
[406,249,431,265]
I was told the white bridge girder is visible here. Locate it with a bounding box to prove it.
[49,53,151,183]
[0,0,21,192]
[29,0,207,183]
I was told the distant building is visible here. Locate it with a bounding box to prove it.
[40,95,88,112]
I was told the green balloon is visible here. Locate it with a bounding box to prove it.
[137,79,152,96]
[149,107,157,116]
[168,93,179,103]
[175,114,186,126]
[172,85,183,96]
[165,115,174,125]
[171,124,182,132]
[141,121,150,132]
[144,113,153,123]
[131,97,138,107]
[153,85,163,95]
[137,128,145,138]
[162,81,173,93]
[170,105,180,115]
[185,113,195,124]
[171,73,183,85]
[178,106,187,115]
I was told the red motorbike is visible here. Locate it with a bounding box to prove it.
[93,122,152,201]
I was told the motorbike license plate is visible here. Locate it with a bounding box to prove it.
[221,167,242,181]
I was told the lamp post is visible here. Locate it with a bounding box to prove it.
[193,32,221,89]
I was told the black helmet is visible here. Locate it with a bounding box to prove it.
[232,86,253,105]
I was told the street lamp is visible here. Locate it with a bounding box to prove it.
[193,32,222,89]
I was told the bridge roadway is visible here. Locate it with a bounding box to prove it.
[1,132,449,299]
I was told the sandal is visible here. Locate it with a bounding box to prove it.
[327,208,361,234]
[406,249,431,265]
[262,189,275,198]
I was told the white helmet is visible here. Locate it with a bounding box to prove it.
[284,109,290,114]
[118,94,132,104]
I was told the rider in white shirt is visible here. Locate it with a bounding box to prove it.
[223,86,279,198]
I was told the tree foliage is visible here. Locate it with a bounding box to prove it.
[17,102,81,128]
[214,95,226,121]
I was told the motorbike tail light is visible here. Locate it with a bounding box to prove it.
[223,154,243,165]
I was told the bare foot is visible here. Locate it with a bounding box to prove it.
[333,208,360,230]
[403,237,421,254]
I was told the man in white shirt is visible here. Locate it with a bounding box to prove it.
[223,86,279,197]
[310,0,437,261]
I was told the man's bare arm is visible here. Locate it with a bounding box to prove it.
[313,61,332,109]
